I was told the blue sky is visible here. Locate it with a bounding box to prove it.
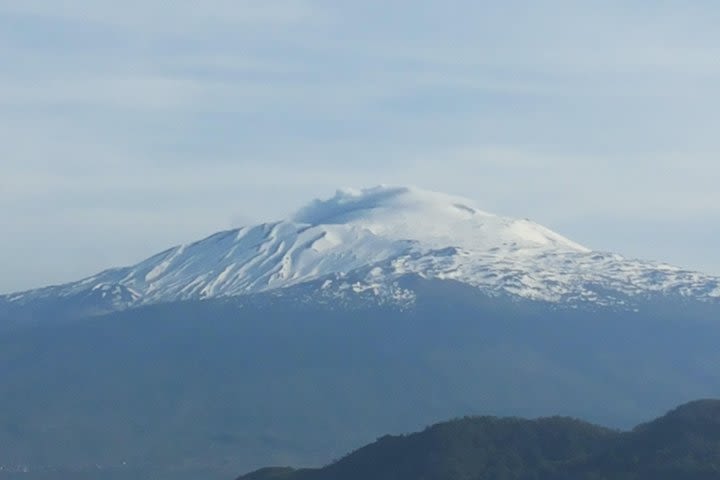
[2,1,720,293]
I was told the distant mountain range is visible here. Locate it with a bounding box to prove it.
[1,186,719,480]
[238,399,720,480]
[3,186,719,316]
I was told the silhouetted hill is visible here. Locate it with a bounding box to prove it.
[238,400,720,480]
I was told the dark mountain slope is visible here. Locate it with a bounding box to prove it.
[0,279,719,479]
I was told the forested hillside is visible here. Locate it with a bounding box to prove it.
[238,400,720,480]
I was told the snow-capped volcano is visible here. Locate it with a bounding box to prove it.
[5,186,720,310]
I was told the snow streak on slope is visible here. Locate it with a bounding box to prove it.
[5,186,720,310]
[8,221,410,308]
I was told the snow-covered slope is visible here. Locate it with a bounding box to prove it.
[5,186,720,311]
